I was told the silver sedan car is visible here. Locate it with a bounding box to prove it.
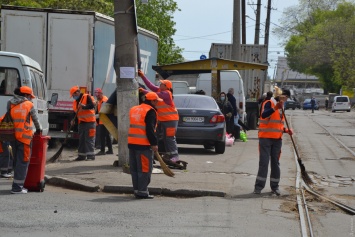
[174,94,226,154]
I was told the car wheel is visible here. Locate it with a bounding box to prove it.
[292,107,295,110]
[214,141,225,154]
[347,110,350,112]
[332,110,335,113]
[203,144,214,149]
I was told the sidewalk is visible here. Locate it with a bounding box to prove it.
[45,130,297,198]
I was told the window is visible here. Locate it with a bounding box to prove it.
[32,70,45,100]
[0,67,21,95]
[336,97,349,103]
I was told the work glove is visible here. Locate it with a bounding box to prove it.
[284,128,293,136]
[138,69,144,78]
[274,101,283,111]
[139,87,144,93]
[35,129,42,135]
[226,112,232,118]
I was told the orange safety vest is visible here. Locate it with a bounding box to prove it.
[10,101,34,145]
[73,94,96,123]
[97,95,108,125]
[258,99,285,139]
[128,103,157,146]
[155,90,179,121]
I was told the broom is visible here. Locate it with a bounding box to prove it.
[154,151,175,177]
[48,97,84,163]
[281,108,312,184]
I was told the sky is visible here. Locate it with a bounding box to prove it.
[172,0,300,77]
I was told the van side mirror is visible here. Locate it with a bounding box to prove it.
[49,93,58,106]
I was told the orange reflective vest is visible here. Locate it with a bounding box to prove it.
[258,99,285,139]
[73,94,96,123]
[155,91,179,121]
[10,101,34,145]
[97,95,108,125]
[128,103,157,146]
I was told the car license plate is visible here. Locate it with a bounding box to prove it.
[183,117,204,122]
[49,124,57,128]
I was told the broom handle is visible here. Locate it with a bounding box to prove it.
[281,107,301,160]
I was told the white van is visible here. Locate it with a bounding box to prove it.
[0,52,57,135]
[332,95,351,112]
[172,81,190,94]
[196,70,246,121]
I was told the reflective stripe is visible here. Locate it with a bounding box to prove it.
[130,124,146,130]
[128,134,148,139]
[256,176,267,181]
[158,111,179,116]
[258,128,283,133]
[270,177,280,182]
[13,119,25,122]
[259,119,284,124]
[13,179,25,183]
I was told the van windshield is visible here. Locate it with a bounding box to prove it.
[0,68,21,96]
[336,97,348,102]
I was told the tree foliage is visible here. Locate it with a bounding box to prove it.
[0,0,183,65]
[275,0,355,92]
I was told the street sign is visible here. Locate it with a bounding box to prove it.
[200,54,207,60]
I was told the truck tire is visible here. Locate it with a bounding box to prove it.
[214,141,225,154]
[248,112,258,130]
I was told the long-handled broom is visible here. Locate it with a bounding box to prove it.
[154,151,175,177]
[281,108,312,184]
[48,97,84,163]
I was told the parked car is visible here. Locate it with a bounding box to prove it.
[302,98,319,110]
[332,96,351,112]
[284,98,297,110]
[174,94,226,154]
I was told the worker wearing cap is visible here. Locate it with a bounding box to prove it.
[6,86,41,194]
[69,86,96,161]
[94,88,113,155]
[128,92,161,199]
[138,70,180,163]
[254,89,293,196]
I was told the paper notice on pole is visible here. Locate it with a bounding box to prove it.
[119,67,135,79]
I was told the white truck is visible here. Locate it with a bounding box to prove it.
[0,51,57,134]
[0,5,159,139]
[196,70,247,122]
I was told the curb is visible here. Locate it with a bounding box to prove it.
[45,175,226,198]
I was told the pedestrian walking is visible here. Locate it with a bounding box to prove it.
[311,97,316,113]
[325,97,329,110]
[226,88,241,139]
[128,92,161,199]
[138,70,180,163]
[69,86,96,161]
[94,88,113,156]
[5,86,42,194]
[254,89,293,196]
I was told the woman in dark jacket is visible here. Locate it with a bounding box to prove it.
[217,92,234,135]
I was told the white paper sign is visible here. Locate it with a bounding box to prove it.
[119,67,135,79]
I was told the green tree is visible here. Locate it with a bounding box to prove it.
[277,0,355,92]
[135,0,184,64]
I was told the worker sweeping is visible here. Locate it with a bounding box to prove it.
[253,89,293,196]
[128,92,162,199]
[69,86,96,161]
[7,86,41,194]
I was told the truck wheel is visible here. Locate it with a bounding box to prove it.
[214,141,225,154]
[248,112,257,130]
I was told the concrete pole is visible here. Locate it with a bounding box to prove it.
[241,0,246,44]
[262,0,272,94]
[254,0,261,45]
[231,0,241,61]
[114,0,139,167]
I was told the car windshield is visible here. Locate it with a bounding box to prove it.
[304,99,311,103]
[174,95,218,109]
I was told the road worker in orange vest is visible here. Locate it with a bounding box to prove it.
[138,70,180,163]
[128,92,162,199]
[69,86,96,161]
[6,86,42,194]
[254,89,293,196]
[94,88,113,156]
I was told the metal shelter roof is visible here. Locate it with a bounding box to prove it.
[152,58,268,79]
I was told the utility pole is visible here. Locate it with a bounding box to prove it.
[254,0,261,44]
[263,0,272,92]
[114,0,139,167]
[241,0,246,44]
[231,0,241,60]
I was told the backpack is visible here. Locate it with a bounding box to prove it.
[0,108,15,142]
